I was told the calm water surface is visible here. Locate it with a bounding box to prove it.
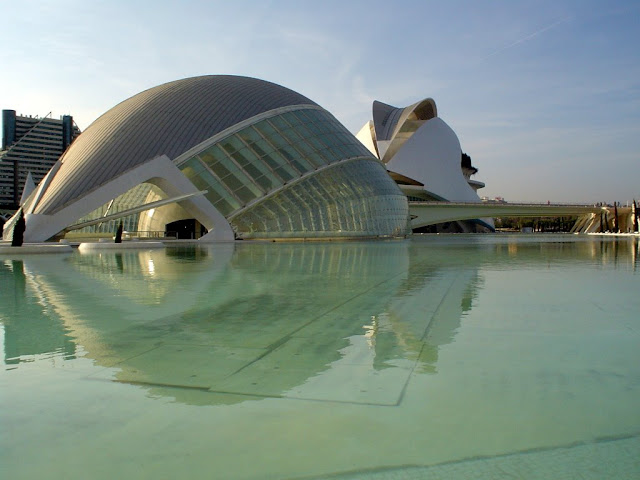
[1,235,639,479]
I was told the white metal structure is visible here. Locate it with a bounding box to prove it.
[357,99,494,232]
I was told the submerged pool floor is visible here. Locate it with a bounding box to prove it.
[1,235,639,479]
[309,435,640,479]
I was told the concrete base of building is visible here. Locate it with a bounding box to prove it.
[0,243,73,255]
[77,241,165,252]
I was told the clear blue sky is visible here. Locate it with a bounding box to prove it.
[2,0,639,203]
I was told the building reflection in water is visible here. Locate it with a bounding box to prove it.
[1,258,77,365]
[1,236,637,404]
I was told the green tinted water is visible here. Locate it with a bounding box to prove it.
[1,235,639,479]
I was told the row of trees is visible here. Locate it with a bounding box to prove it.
[494,216,578,232]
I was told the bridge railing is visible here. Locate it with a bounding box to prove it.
[408,200,605,208]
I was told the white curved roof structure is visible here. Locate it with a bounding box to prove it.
[387,117,481,203]
[356,97,493,231]
[372,99,437,163]
[33,76,317,216]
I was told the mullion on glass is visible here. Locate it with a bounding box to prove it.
[198,145,227,167]
[220,136,245,154]
[237,126,263,145]
[269,116,290,130]
[284,188,311,231]
[282,111,301,127]
[254,120,278,139]
[217,147,264,199]
[280,128,302,143]
[229,148,275,193]
[290,182,321,231]
[263,150,298,181]
[279,146,312,174]
[198,168,242,212]
[180,158,240,214]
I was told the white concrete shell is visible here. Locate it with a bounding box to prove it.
[386,117,481,203]
[357,97,494,231]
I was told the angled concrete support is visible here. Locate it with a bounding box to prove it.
[8,155,234,242]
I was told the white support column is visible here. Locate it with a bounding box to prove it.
[14,155,234,242]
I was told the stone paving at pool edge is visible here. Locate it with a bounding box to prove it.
[306,434,640,480]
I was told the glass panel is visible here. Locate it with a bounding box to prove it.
[301,109,322,123]
[305,121,322,135]
[307,137,325,151]
[265,132,288,148]
[269,116,289,130]
[250,139,271,157]
[199,168,240,205]
[285,145,313,173]
[326,147,342,163]
[262,151,298,180]
[234,185,257,204]
[199,145,227,167]
[281,128,302,143]
[252,174,276,191]
[255,121,277,139]
[293,123,313,139]
[292,109,311,124]
[290,159,307,174]
[237,126,263,145]
[208,159,232,180]
[260,152,281,171]
[274,166,294,182]
[230,151,282,190]
[213,155,263,199]
[186,169,212,192]
[293,140,314,156]
[180,158,206,177]
[221,172,244,191]
[220,136,245,154]
[278,146,295,162]
[331,145,349,159]
[320,133,336,147]
[307,152,326,168]
[211,196,236,216]
[282,111,300,126]
[242,163,272,190]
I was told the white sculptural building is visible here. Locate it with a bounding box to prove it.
[3,75,409,242]
[356,99,494,233]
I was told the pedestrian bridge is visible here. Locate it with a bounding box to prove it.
[409,201,603,229]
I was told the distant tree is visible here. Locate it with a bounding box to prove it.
[11,210,25,247]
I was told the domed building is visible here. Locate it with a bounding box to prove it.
[5,75,409,242]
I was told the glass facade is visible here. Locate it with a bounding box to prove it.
[232,159,408,238]
[74,183,159,234]
[178,107,408,238]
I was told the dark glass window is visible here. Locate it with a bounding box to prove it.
[237,127,263,145]
[269,116,289,130]
[282,111,300,126]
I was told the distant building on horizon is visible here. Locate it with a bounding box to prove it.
[1,110,80,208]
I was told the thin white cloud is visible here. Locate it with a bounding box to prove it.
[480,16,572,62]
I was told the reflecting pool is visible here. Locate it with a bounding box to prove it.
[1,235,639,479]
